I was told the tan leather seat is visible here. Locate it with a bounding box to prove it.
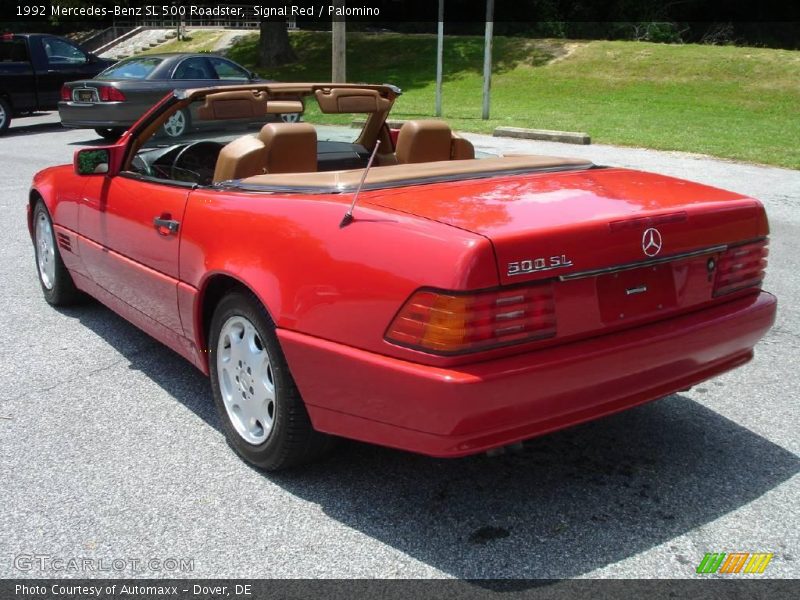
[450,134,475,160]
[395,120,453,164]
[213,122,317,183]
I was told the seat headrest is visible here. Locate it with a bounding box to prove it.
[258,123,318,174]
[395,120,453,164]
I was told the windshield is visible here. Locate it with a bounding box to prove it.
[128,92,367,187]
[97,57,162,80]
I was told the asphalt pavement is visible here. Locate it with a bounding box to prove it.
[0,113,798,580]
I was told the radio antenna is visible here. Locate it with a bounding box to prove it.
[340,139,381,228]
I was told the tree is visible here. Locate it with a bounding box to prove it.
[259,20,296,68]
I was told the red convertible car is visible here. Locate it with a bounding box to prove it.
[28,83,776,470]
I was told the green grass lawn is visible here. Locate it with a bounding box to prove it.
[226,32,800,169]
[139,30,226,55]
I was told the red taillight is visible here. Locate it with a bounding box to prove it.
[98,86,126,102]
[60,85,71,101]
[714,239,768,296]
[385,284,557,355]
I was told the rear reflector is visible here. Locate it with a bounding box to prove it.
[385,283,556,355]
[714,238,768,296]
[59,85,71,101]
[98,86,126,102]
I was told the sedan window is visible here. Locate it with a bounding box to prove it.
[209,57,250,81]
[173,57,217,80]
[97,57,163,80]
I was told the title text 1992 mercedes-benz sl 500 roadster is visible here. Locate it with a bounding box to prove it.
[28,83,776,470]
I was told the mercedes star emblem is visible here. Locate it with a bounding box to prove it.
[642,228,663,257]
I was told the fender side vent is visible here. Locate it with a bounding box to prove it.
[56,232,72,253]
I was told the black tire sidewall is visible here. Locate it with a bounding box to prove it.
[208,291,301,468]
[0,97,11,134]
[95,127,124,141]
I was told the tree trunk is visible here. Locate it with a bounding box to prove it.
[259,20,296,68]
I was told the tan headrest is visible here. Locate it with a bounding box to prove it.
[450,134,475,160]
[212,135,268,183]
[395,120,453,164]
[197,90,268,121]
[258,123,317,174]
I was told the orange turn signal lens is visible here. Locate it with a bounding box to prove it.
[385,284,556,355]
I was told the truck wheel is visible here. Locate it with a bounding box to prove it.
[94,127,125,141]
[208,290,335,471]
[0,98,11,135]
[32,200,81,306]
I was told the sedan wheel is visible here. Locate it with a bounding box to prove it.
[162,108,189,138]
[208,290,335,470]
[279,112,301,124]
[32,201,80,306]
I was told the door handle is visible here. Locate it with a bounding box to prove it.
[153,216,180,235]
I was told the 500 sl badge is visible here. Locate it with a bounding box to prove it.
[507,255,574,276]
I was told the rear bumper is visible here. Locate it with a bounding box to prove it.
[58,101,140,129]
[278,291,777,457]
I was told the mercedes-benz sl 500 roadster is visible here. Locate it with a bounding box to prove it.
[28,83,776,470]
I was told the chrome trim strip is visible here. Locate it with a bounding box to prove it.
[558,245,727,281]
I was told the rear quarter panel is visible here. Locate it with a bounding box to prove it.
[179,188,499,360]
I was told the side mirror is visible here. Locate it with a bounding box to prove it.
[74,148,110,176]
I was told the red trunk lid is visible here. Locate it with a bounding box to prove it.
[367,167,768,284]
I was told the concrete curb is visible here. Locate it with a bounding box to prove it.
[494,126,591,145]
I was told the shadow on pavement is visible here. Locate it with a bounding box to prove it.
[4,121,66,138]
[62,300,800,582]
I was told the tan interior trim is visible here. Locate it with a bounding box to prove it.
[266,100,304,114]
[238,155,594,191]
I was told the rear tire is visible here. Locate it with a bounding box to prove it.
[32,201,80,306]
[0,97,11,135]
[208,290,335,470]
[94,127,125,141]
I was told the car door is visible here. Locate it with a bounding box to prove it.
[78,172,190,336]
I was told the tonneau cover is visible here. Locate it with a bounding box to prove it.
[234,155,594,193]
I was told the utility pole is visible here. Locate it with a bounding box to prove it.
[481,0,494,120]
[435,0,444,117]
[332,0,346,82]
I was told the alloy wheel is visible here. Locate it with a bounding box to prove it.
[216,315,276,445]
[35,211,56,290]
[163,110,187,137]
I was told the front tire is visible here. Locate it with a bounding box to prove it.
[32,201,80,306]
[0,97,12,135]
[208,290,334,470]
